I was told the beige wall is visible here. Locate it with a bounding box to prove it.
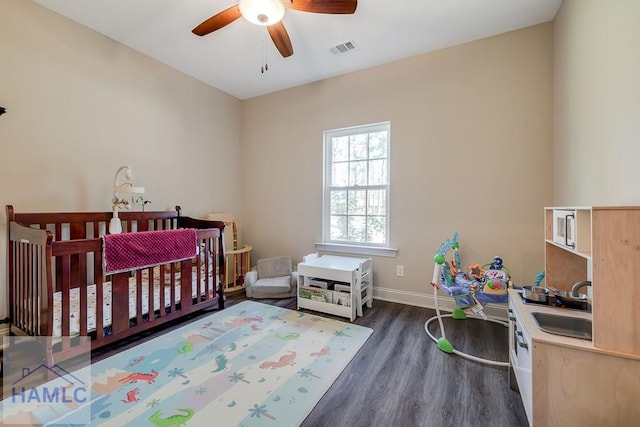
[242,24,554,300]
[0,1,243,317]
[1,1,557,317]
[553,0,640,205]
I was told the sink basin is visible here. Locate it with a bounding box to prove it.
[531,312,592,340]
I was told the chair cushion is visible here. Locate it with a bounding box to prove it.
[257,256,292,279]
[253,276,292,294]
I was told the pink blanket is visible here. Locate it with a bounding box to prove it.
[103,229,198,274]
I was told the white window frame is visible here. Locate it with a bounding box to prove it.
[321,121,396,256]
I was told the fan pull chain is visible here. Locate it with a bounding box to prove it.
[261,37,269,74]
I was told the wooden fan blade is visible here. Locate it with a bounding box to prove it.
[267,22,294,58]
[192,5,242,36]
[285,0,357,14]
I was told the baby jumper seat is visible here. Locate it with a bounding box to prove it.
[424,232,510,366]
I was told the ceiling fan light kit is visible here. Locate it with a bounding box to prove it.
[192,0,358,59]
[239,0,285,26]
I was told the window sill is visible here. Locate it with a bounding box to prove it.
[314,243,398,258]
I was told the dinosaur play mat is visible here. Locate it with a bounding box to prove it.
[2,301,373,426]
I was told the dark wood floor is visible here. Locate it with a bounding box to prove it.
[291,297,529,427]
[4,294,529,426]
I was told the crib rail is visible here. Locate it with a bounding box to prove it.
[10,208,181,241]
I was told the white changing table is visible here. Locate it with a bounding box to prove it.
[297,255,372,321]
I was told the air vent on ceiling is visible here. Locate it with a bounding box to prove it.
[330,40,358,55]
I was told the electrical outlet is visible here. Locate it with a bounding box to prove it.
[396,265,404,277]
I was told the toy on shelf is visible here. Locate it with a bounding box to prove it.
[425,232,510,367]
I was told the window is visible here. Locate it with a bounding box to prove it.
[323,122,390,247]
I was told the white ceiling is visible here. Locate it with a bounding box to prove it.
[33,0,562,100]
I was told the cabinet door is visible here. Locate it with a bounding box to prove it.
[509,302,533,425]
[592,208,640,354]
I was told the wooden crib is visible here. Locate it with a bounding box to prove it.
[5,205,226,365]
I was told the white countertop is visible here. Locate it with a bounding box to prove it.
[298,255,369,271]
[510,288,593,351]
[509,289,640,360]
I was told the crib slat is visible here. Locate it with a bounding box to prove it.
[69,221,86,240]
[203,238,211,300]
[169,264,177,314]
[137,220,149,232]
[147,267,154,323]
[96,271,105,343]
[27,243,36,334]
[17,242,25,332]
[94,248,104,340]
[111,273,130,334]
[181,259,192,308]
[55,224,63,294]
[60,255,71,349]
[159,265,167,318]
[197,241,204,301]
[22,242,31,333]
[79,274,88,338]
[135,270,143,326]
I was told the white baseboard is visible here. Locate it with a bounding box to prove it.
[372,286,508,321]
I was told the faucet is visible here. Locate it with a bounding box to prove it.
[571,280,592,297]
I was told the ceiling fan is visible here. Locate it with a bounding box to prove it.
[192,0,358,58]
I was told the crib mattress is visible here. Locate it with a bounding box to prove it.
[52,265,216,337]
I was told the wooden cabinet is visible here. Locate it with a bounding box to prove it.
[532,340,640,426]
[545,206,640,355]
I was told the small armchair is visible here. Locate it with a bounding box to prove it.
[245,256,298,299]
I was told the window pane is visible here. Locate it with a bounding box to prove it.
[349,160,368,186]
[367,216,386,243]
[369,132,388,159]
[368,159,387,186]
[330,215,347,240]
[367,189,386,215]
[332,137,349,162]
[348,189,367,215]
[350,134,368,160]
[348,216,366,242]
[330,190,347,214]
[332,162,349,187]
